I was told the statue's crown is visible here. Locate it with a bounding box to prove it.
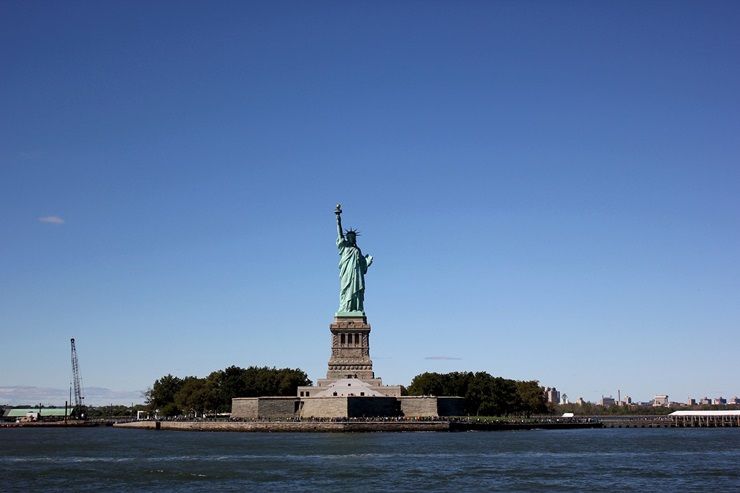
[345,228,360,236]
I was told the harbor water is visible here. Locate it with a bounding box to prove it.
[1,427,739,492]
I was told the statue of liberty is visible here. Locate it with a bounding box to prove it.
[334,204,373,316]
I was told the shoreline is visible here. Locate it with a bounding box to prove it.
[4,415,737,432]
[113,420,452,432]
[0,420,105,429]
[112,419,605,432]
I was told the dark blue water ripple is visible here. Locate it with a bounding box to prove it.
[1,428,739,492]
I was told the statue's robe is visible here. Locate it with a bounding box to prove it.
[337,237,368,313]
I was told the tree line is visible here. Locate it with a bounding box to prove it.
[407,371,548,416]
[146,367,548,417]
[146,366,311,416]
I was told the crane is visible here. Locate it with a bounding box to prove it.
[70,338,86,418]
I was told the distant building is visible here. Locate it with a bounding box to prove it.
[730,397,740,405]
[560,393,569,405]
[688,398,697,406]
[576,397,586,406]
[669,410,740,427]
[2,407,70,421]
[653,395,669,407]
[700,397,712,405]
[713,397,727,405]
[544,387,560,404]
[601,396,616,407]
[620,396,632,406]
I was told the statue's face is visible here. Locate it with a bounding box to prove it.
[346,233,356,245]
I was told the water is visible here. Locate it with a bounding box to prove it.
[1,427,739,492]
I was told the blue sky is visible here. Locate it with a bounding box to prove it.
[1,1,739,405]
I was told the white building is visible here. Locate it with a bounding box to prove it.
[653,395,669,407]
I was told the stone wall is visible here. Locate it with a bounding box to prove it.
[437,397,465,417]
[234,395,464,419]
[231,398,259,419]
[398,396,465,417]
[347,397,400,417]
[301,397,348,418]
[399,396,439,417]
[258,397,298,418]
[114,420,450,432]
[231,397,298,419]
[299,396,401,418]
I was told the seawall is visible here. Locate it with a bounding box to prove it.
[113,420,609,432]
[113,420,451,432]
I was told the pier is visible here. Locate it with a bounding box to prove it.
[669,410,740,427]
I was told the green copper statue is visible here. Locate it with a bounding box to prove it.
[335,204,373,316]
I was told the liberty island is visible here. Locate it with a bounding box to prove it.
[229,205,463,420]
[110,207,739,431]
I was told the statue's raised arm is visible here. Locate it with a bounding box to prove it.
[335,203,344,241]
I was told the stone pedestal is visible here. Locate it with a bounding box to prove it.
[326,316,374,380]
[295,314,402,399]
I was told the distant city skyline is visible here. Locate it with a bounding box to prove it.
[3,384,739,409]
[2,2,739,404]
[0,386,143,407]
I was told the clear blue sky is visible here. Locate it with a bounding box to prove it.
[2,1,739,405]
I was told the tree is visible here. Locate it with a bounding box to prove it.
[146,374,183,414]
[407,371,547,416]
[407,372,446,396]
[207,366,249,412]
[486,377,521,416]
[515,380,548,416]
[147,366,312,415]
[174,377,209,416]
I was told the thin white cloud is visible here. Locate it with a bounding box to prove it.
[38,215,65,224]
[424,356,462,361]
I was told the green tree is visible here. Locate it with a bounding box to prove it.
[515,380,548,416]
[147,366,312,415]
[443,372,474,398]
[146,374,184,414]
[207,366,249,411]
[276,368,312,396]
[407,372,446,396]
[408,371,547,416]
[174,377,209,416]
[464,372,494,415]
